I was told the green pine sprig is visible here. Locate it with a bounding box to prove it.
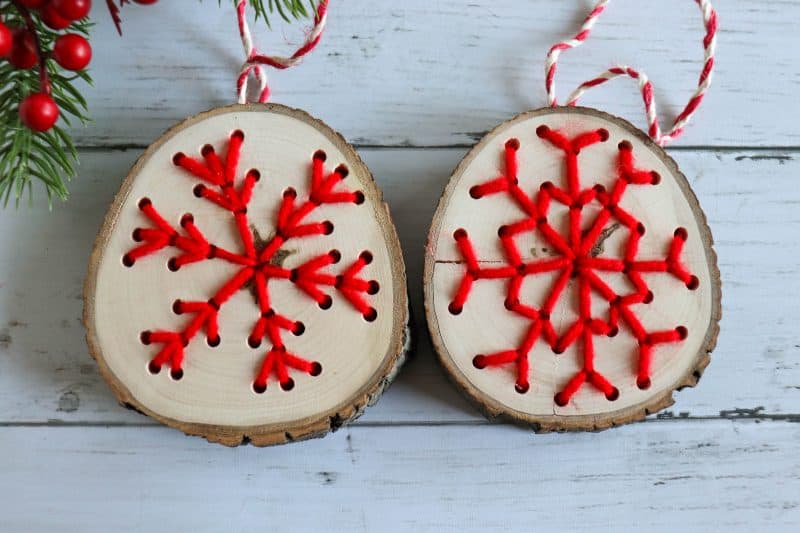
[0,8,91,207]
[226,0,319,26]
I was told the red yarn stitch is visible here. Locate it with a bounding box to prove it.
[126,130,377,391]
[452,127,697,404]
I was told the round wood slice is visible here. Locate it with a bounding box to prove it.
[424,106,721,431]
[85,103,409,446]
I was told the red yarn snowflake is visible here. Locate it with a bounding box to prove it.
[449,125,699,405]
[124,130,378,392]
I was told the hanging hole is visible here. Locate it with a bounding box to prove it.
[122,254,135,268]
[280,378,295,391]
[687,276,700,290]
[354,191,365,204]
[148,361,161,375]
[448,302,463,315]
[170,368,184,381]
[207,336,221,347]
[319,295,333,310]
[248,336,262,349]
[554,393,568,407]
[363,308,378,322]
[167,258,180,272]
[293,322,305,336]
[637,377,652,390]
[367,280,380,295]
[253,381,266,394]
[360,251,373,264]
[310,362,323,376]
[605,388,620,401]
[515,382,530,394]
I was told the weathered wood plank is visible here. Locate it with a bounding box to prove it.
[0,147,796,425]
[75,0,796,148]
[0,421,798,531]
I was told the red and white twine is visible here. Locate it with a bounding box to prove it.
[545,0,718,145]
[236,0,329,104]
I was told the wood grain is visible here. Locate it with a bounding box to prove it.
[84,104,409,446]
[425,107,721,430]
[0,421,798,531]
[75,0,799,148]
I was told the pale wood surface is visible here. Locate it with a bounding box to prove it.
[85,104,408,445]
[426,107,719,428]
[0,0,798,530]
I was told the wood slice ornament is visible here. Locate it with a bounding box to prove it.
[84,2,409,446]
[424,0,721,431]
[85,105,408,446]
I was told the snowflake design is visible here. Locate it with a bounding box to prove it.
[123,130,378,392]
[449,125,699,405]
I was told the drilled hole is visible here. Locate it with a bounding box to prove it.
[554,393,568,407]
[170,368,184,381]
[148,361,161,375]
[448,302,462,315]
[515,382,530,394]
[310,362,323,376]
[319,295,333,310]
[363,308,378,322]
[207,336,221,347]
[280,378,295,392]
[122,254,135,268]
[253,382,267,394]
[605,388,620,401]
[248,337,262,349]
[367,280,380,295]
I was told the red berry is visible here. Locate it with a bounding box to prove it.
[19,93,60,132]
[52,0,92,21]
[41,5,72,30]
[0,22,11,58]
[17,0,48,8]
[53,33,92,70]
[9,28,38,69]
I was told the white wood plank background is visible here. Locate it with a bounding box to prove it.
[1,1,799,530]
